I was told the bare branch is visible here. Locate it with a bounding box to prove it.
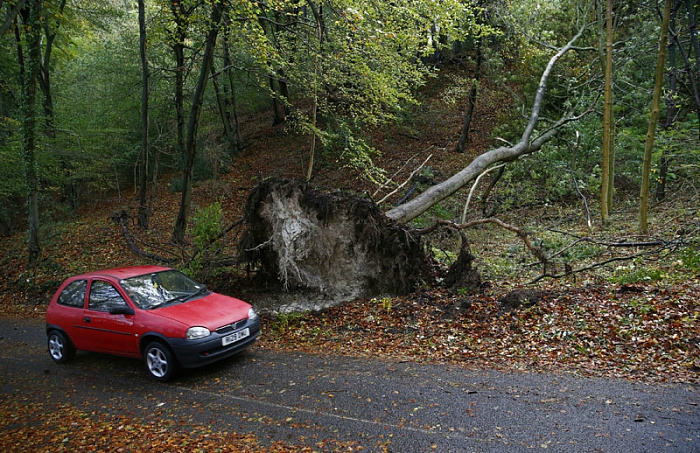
[386,24,592,223]
[377,154,433,205]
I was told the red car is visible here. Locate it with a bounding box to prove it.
[45,265,260,381]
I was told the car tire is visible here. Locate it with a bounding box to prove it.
[47,330,76,364]
[144,341,176,381]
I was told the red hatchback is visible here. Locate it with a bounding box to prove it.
[45,265,260,381]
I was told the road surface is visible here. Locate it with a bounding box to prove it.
[1,318,698,452]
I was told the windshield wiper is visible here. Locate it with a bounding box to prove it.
[186,286,208,301]
[163,287,208,306]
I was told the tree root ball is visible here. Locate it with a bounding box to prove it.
[239,179,427,300]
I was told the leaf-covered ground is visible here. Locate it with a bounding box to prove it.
[0,399,360,452]
[259,281,700,385]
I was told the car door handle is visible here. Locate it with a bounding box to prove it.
[84,317,91,323]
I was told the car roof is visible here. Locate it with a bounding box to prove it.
[72,265,172,280]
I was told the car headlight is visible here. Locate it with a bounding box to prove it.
[186,326,211,340]
[248,308,258,320]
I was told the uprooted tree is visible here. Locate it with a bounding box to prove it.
[238,28,589,300]
[239,179,426,301]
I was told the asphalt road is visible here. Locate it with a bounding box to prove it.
[1,318,698,452]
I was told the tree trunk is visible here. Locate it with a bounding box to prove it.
[172,1,224,244]
[306,1,324,181]
[669,3,700,138]
[0,0,26,37]
[386,27,587,223]
[137,0,150,229]
[222,35,242,148]
[657,3,681,202]
[640,0,673,234]
[19,0,42,265]
[170,0,187,159]
[456,39,483,153]
[210,61,234,151]
[37,0,66,139]
[600,0,614,222]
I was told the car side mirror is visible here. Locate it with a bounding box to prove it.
[109,306,135,316]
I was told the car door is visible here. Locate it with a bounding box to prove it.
[82,279,139,356]
[51,279,91,350]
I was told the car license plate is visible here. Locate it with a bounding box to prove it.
[222,328,250,346]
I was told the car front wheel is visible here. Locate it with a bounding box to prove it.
[48,330,76,364]
[144,341,176,381]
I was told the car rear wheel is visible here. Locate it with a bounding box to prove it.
[48,330,76,363]
[144,341,176,381]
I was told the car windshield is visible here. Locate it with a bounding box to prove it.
[120,270,207,310]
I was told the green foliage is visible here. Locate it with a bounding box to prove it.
[181,201,225,278]
[431,247,457,267]
[609,262,665,285]
[679,243,700,274]
[270,311,309,335]
[191,202,224,250]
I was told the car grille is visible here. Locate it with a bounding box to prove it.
[215,319,247,335]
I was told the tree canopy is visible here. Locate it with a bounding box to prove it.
[0,0,698,280]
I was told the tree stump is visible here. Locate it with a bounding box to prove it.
[444,234,481,293]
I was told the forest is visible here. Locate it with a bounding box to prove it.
[1,0,699,383]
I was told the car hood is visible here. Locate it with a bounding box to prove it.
[153,292,251,330]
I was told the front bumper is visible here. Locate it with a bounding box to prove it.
[167,317,261,369]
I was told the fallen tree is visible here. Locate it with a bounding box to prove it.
[238,27,592,301]
[386,26,590,223]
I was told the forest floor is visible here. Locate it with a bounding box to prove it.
[0,65,698,388]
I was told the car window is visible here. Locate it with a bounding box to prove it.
[88,280,128,312]
[57,280,87,308]
[121,270,205,309]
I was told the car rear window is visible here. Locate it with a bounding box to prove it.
[57,280,87,308]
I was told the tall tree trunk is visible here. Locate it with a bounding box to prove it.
[640,0,673,234]
[37,0,66,139]
[456,39,483,153]
[170,0,187,159]
[0,0,26,36]
[669,3,700,136]
[222,36,242,148]
[172,1,224,244]
[210,61,234,151]
[657,3,681,201]
[306,1,324,181]
[19,0,42,265]
[258,13,290,127]
[600,0,615,222]
[137,0,150,228]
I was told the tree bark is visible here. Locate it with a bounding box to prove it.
[222,35,242,148]
[386,27,588,223]
[19,0,42,265]
[170,0,188,160]
[640,0,673,234]
[657,2,681,201]
[0,0,26,36]
[172,1,224,243]
[137,0,150,229]
[210,61,234,151]
[456,39,483,153]
[600,0,614,222]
